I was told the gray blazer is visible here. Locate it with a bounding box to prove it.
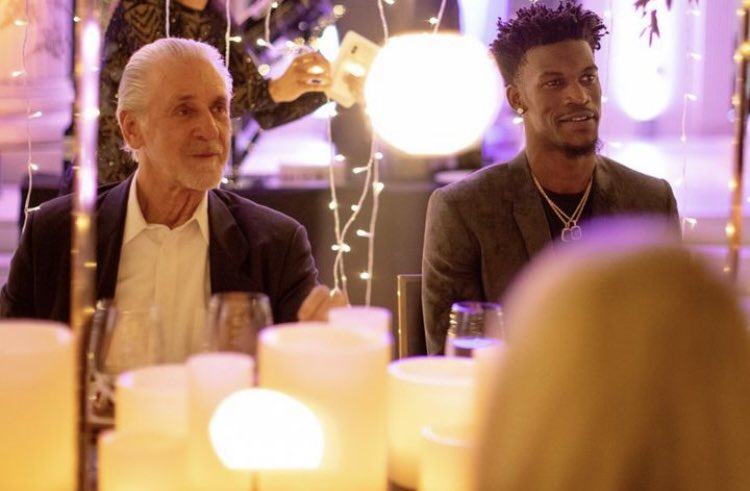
[422,152,680,354]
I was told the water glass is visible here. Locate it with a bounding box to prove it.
[445,301,503,357]
[191,292,273,357]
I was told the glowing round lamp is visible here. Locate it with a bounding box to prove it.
[209,388,324,470]
[364,33,501,156]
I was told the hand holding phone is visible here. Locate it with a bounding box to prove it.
[327,31,380,108]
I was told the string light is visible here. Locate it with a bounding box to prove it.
[350,205,359,212]
[20,0,34,234]
[331,243,351,252]
[352,166,368,174]
[356,229,370,237]
[359,272,371,280]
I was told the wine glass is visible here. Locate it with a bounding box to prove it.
[85,301,165,428]
[444,301,504,357]
[190,292,273,358]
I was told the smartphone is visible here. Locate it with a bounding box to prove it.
[328,31,380,108]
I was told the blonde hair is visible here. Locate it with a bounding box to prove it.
[116,37,232,161]
[476,220,750,490]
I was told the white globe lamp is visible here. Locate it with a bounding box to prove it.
[364,32,501,156]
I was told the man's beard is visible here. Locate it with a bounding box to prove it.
[563,138,602,159]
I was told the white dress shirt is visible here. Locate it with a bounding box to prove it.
[114,173,210,362]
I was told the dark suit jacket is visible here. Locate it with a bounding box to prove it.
[0,177,318,324]
[422,152,680,354]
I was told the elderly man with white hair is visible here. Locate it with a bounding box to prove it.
[0,37,344,361]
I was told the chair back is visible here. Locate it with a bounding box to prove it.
[396,274,427,358]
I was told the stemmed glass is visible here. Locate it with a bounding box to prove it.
[190,292,273,358]
[82,300,165,490]
[85,301,165,429]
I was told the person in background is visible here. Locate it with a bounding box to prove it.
[475,220,750,490]
[421,1,679,354]
[98,0,331,184]
[1,38,345,361]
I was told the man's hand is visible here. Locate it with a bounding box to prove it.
[268,52,332,103]
[297,285,348,322]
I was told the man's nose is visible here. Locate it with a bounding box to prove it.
[565,82,590,105]
[194,109,220,139]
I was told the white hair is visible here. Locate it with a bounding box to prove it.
[116,37,233,161]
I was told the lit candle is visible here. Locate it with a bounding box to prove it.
[0,321,75,491]
[387,356,476,489]
[98,430,185,491]
[419,424,477,491]
[473,343,506,424]
[186,353,253,491]
[258,322,391,490]
[328,305,392,335]
[115,364,188,437]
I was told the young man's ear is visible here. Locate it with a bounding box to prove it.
[506,85,525,115]
[118,110,144,151]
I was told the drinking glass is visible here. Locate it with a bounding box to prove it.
[85,301,165,428]
[444,301,504,357]
[190,292,273,358]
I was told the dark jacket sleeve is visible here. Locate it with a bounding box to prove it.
[0,212,37,318]
[227,23,327,129]
[422,187,484,354]
[271,222,318,323]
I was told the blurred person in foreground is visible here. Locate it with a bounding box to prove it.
[1,38,345,360]
[475,219,750,490]
[421,1,680,354]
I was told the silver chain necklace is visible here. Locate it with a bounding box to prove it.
[532,174,593,242]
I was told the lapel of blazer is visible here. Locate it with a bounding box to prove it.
[507,152,552,257]
[591,157,619,214]
[95,177,131,300]
[207,191,254,294]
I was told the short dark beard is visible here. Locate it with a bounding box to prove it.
[563,138,602,159]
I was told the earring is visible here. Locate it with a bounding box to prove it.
[516,107,525,115]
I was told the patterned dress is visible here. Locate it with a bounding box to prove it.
[98,0,327,184]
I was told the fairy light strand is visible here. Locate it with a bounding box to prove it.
[679,4,702,235]
[364,157,382,305]
[431,0,448,33]
[21,0,33,234]
[165,0,170,36]
[224,0,231,66]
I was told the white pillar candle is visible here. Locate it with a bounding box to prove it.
[98,430,185,491]
[0,321,75,491]
[419,425,477,491]
[258,322,391,491]
[387,356,476,489]
[115,364,188,437]
[328,305,392,335]
[473,343,506,425]
[186,353,253,491]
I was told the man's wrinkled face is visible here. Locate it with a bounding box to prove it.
[510,40,601,157]
[134,57,230,191]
